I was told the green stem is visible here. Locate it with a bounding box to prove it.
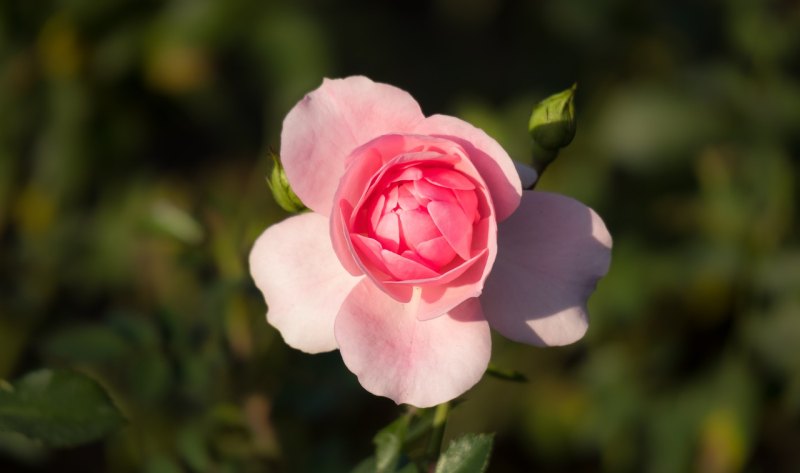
[426,401,451,461]
[528,142,559,190]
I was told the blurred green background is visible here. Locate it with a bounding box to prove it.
[1,0,799,471]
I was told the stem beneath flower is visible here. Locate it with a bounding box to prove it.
[426,401,451,461]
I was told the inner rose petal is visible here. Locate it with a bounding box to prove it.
[413,178,456,204]
[397,208,441,248]
[381,250,440,280]
[398,184,420,210]
[424,167,476,190]
[350,233,390,276]
[415,236,457,269]
[374,212,401,253]
[454,188,479,224]
[427,200,473,260]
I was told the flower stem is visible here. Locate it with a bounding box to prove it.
[527,142,558,190]
[426,401,451,461]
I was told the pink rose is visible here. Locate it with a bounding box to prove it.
[250,76,612,407]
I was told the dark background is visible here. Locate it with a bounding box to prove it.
[1,0,799,471]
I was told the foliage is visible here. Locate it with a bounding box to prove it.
[0,0,799,471]
[0,369,124,447]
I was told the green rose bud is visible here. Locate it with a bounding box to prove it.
[267,151,306,213]
[529,83,577,150]
[526,84,578,184]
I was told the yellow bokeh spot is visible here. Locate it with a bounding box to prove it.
[14,185,56,237]
[696,408,747,473]
[145,43,211,94]
[37,15,82,78]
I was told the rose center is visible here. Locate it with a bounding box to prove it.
[355,164,479,277]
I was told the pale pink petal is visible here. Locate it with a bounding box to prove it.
[281,76,424,215]
[414,114,522,221]
[427,200,473,260]
[335,281,491,407]
[249,213,361,353]
[481,192,612,346]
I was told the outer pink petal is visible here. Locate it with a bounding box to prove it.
[249,213,362,353]
[481,192,612,346]
[335,281,491,407]
[281,76,425,215]
[414,114,522,221]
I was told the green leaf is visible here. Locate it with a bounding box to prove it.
[374,415,409,473]
[397,463,420,473]
[41,325,131,363]
[0,369,125,447]
[435,433,494,473]
[485,364,528,383]
[350,456,377,473]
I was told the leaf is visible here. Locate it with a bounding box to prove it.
[350,456,377,473]
[373,415,410,473]
[41,325,131,363]
[0,369,125,447]
[435,433,494,473]
[485,364,528,383]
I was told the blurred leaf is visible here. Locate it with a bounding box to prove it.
[144,454,183,473]
[350,456,377,473]
[42,325,130,363]
[0,369,125,447]
[178,426,212,472]
[435,433,494,473]
[484,364,528,383]
[0,430,48,466]
[594,84,722,168]
[148,199,204,244]
[374,415,409,473]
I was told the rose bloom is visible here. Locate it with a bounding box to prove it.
[250,76,611,407]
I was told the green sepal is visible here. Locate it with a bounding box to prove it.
[267,151,306,213]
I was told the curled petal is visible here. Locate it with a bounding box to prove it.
[481,192,612,346]
[414,114,522,221]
